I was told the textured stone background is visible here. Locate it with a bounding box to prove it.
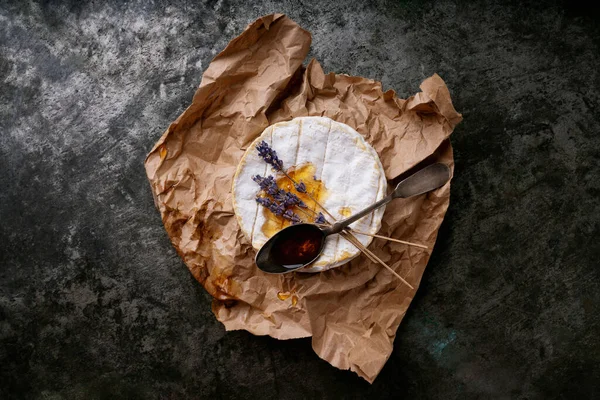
[1,0,599,398]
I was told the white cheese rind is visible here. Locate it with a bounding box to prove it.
[232,117,387,272]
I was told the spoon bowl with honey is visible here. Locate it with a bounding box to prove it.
[255,163,451,274]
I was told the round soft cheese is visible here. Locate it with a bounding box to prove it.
[232,116,387,272]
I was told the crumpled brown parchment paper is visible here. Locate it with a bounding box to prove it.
[145,14,462,383]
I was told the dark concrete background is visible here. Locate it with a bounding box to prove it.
[1,0,599,398]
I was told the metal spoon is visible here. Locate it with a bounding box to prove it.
[255,163,451,274]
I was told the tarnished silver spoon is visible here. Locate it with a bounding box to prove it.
[255,163,451,274]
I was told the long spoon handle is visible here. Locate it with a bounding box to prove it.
[325,163,451,235]
[392,163,451,199]
[325,195,393,235]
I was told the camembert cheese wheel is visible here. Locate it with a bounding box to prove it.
[232,116,387,272]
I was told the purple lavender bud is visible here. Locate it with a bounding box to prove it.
[256,196,285,216]
[282,193,294,207]
[263,176,279,195]
[252,175,264,188]
[267,184,281,197]
[256,196,272,208]
[272,190,286,204]
[270,202,285,216]
[253,173,305,212]
[282,192,307,208]
[283,210,302,224]
[283,192,297,207]
[256,141,283,171]
[314,212,326,224]
[295,181,306,193]
[251,174,265,186]
[253,175,280,196]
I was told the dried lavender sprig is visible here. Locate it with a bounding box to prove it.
[252,175,307,208]
[256,141,283,171]
[255,197,285,216]
[254,174,321,221]
[256,196,302,224]
[255,142,307,193]
[314,212,327,224]
[295,181,306,193]
[277,191,307,208]
[252,175,279,196]
[257,142,331,218]
[282,210,302,224]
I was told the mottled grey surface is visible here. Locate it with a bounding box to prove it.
[1,0,599,398]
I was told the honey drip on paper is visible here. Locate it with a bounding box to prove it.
[277,291,299,307]
[212,272,238,300]
[277,291,291,301]
[261,162,328,238]
[159,144,168,160]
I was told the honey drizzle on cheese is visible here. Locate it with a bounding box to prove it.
[260,162,328,238]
